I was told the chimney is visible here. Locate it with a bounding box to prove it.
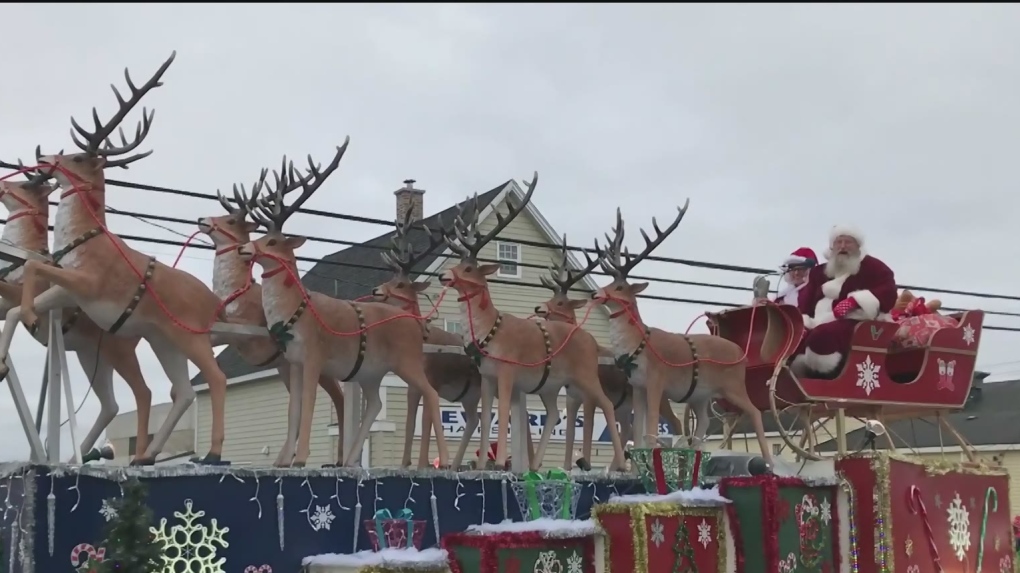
[395,179,425,222]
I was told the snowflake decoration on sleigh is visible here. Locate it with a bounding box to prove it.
[946,492,971,561]
[855,355,881,396]
[151,498,230,573]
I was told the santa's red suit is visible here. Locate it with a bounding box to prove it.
[792,226,898,377]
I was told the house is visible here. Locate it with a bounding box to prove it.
[180,177,645,468]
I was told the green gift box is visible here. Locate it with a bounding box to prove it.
[510,469,579,520]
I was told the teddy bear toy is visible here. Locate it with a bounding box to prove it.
[890,289,943,322]
[891,290,958,348]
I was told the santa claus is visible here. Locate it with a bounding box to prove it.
[791,225,897,378]
[775,247,818,307]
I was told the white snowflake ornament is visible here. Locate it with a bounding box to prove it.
[962,324,976,346]
[819,498,832,525]
[151,498,229,573]
[308,505,335,531]
[534,550,563,573]
[650,519,666,547]
[855,355,881,395]
[98,499,118,522]
[566,552,583,573]
[697,518,712,548]
[946,492,971,561]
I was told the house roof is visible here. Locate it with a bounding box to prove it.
[191,181,508,387]
[816,378,1020,451]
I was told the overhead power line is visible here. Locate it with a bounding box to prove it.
[3,217,1019,333]
[2,162,1016,302]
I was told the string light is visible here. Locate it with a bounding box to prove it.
[275,476,285,550]
[299,477,319,530]
[403,477,418,510]
[47,473,55,556]
[454,475,465,510]
[249,470,263,519]
[330,475,350,511]
[67,472,82,512]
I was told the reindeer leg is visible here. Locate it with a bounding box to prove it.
[0,282,23,309]
[661,401,684,437]
[392,361,449,468]
[417,386,433,469]
[137,335,195,465]
[276,362,302,467]
[477,376,495,468]
[102,337,151,458]
[0,286,76,379]
[617,395,633,446]
[531,391,557,471]
[577,367,627,470]
[170,333,228,463]
[452,385,480,469]
[564,392,581,470]
[317,376,345,465]
[688,397,711,449]
[73,344,117,457]
[717,369,774,469]
[18,263,98,335]
[293,351,325,467]
[493,365,516,468]
[344,380,383,467]
[631,385,648,449]
[581,397,596,463]
[402,383,422,468]
[644,377,665,448]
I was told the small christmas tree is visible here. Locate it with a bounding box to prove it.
[96,478,165,573]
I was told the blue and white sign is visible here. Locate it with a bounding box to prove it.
[415,406,676,443]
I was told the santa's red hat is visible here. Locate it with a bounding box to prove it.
[782,247,818,270]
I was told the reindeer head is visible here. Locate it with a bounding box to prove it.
[534,234,600,323]
[197,168,269,252]
[437,173,538,295]
[0,160,55,239]
[38,52,176,191]
[238,140,350,276]
[371,208,445,309]
[591,201,690,313]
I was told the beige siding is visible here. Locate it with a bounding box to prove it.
[195,378,340,466]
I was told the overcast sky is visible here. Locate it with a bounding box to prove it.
[1,4,1019,461]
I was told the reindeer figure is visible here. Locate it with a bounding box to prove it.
[591,205,772,467]
[438,174,627,471]
[238,141,450,467]
[533,235,683,469]
[0,171,154,460]
[371,208,483,469]
[0,52,235,465]
[197,165,347,466]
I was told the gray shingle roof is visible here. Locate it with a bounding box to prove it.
[191,182,507,386]
[816,376,1018,451]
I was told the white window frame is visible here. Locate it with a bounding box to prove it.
[444,318,464,335]
[495,241,522,278]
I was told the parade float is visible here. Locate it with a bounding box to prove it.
[0,51,1012,573]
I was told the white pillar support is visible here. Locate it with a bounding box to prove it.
[45,312,63,463]
[5,358,45,461]
[52,313,81,464]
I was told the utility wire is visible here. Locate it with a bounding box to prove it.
[4,217,1019,332]
[3,161,1017,302]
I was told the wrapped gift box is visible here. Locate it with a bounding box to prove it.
[838,452,1013,573]
[443,519,597,573]
[591,488,729,573]
[629,447,709,493]
[510,469,581,520]
[364,509,427,551]
[719,475,840,573]
[301,548,448,573]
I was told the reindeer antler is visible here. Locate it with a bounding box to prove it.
[217,168,268,217]
[14,145,59,188]
[380,207,446,275]
[595,199,690,279]
[445,172,539,261]
[539,234,601,295]
[68,51,176,169]
[250,138,350,233]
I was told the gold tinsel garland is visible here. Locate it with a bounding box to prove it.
[593,501,726,573]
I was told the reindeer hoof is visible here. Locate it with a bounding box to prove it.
[197,453,229,466]
[483,460,496,471]
[575,457,592,471]
[130,456,155,466]
[321,463,337,468]
[291,461,306,468]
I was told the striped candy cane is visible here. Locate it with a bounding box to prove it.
[69,543,105,567]
[908,486,944,573]
[976,487,998,573]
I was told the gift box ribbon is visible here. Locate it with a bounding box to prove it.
[522,469,573,519]
[373,508,414,548]
[651,448,703,494]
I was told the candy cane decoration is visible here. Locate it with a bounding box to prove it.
[908,486,944,573]
[69,543,105,567]
[976,487,998,573]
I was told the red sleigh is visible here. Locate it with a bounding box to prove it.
[700,290,984,461]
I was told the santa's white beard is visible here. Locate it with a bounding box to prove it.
[783,274,804,286]
[825,251,862,277]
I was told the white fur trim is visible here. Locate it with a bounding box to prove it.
[829,224,864,247]
[804,348,843,375]
[782,255,810,267]
[790,354,811,377]
[846,289,881,320]
[812,298,835,328]
[802,314,816,330]
[820,274,849,299]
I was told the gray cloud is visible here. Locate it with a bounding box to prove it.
[1,4,1018,460]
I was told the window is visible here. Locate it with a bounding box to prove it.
[128,433,155,457]
[496,242,521,278]
[772,443,783,456]
[444,319,463,335]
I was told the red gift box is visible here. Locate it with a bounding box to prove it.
[363,510,427,550]
[893,314,958,349]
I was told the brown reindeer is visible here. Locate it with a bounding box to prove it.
[0,172,154,460]
[371,208,483,469]
[238,141,450,467]
[0,52,235,465]
[197,166,347,466]
[437,175,627,471]
[533,235,683,469]
[590,205,772,467]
